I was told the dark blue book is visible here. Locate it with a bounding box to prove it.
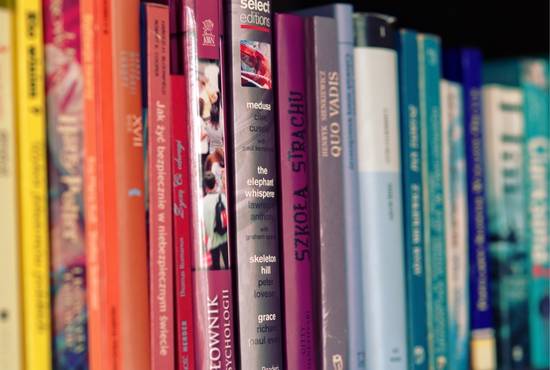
[444,48,497,370]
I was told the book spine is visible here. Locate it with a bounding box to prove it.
[100,0,151,368]
[142,4,175,370]
[441,80,470,370]
[0,7,22,370]
[354,13,407,370]
[224,0,283,368]
[456,49,497,370]
[81,0,102,369]
[305,15,348,370]
[170,5,196,370]
[13,1,52,369]
[418,34,448,370]
[482,84,530,370]
[95,0,117,368]
[43,0,88,368]
[521,60,550,370]
[190,1,236,368]
[274,13,315,370]
[398,29,429,370]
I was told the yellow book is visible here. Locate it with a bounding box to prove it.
[0,5,23,370]
[12,0,52,369]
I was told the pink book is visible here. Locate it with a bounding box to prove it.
[141,3,175,370]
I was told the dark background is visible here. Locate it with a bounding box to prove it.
[273,0,549,58]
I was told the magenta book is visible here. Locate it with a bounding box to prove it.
[183,0,236,368]
[141,3,175,370]
[43,1,88,368]
[274,13,316,370]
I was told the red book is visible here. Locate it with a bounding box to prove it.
[142,3,175,370]
[170,2,196,370]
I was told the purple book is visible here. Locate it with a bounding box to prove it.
[274,13,316,370]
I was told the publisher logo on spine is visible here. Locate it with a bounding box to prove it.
[202,19,215,48]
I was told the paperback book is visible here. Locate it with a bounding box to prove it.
[224,0,284,368]
[354,13,408,370]
[43,0,88,368]
[0,4,22,370]
[305,15,348,370]
[274,13,316,370]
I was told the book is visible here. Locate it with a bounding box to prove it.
[354,13,407,370]
[441,79,470,370]
[141,3,174,370]
[274,13,316,370]
[444,47,497,370]
[484,59,550,370]
[43,0,88,368]
[188,0,236,368]
[304,15,348,370]
[80,0,102,368]
[169,2,196,370]
[418,33,448,370]
[482,83,530,370]
[224,0,284,368]
[398,28,429,370]
[13,0,53,368]
[95,0,151,368]
[0,5,22,370]
[296,5,364,368]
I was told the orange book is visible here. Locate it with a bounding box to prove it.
[81,0,103,369]
[94,0,151,369]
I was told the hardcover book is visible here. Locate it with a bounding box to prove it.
[305,15,348,370]
[398,28,429,370]
[418,33,448,370]
[441,79,470,370]
[482,84,530,370]
[95,0,151,368]
[169,2,196,369]
[0,5,22,370]
[141,3,175,370]
[296,5,364,368]
[224,0,284,368]
[13,0,52,368]
[274,13,316,370]
[444,48,496,370]
[43,0,88,368]
[187,0,236,368]
[354,13,407,370]
[484,59,550,370]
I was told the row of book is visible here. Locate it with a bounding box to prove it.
[0,0,548,370]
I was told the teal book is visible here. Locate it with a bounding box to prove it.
[398,29,429,370]
[417,34,448,370]
[482,83,530,370]
[441,79,469,370]
[484,59,550,370]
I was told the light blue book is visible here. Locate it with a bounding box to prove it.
[417,34,449,370]
[485,59,550,370]
[398,29,429,370]
[296,4,364,368]
[354,13,408,370]
[441,80,469,370]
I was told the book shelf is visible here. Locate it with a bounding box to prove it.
[275,0,550,58]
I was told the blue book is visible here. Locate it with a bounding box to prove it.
[481,83,530,370]
[444,48,497,370]
[296,4,365,368]
[441,79,470,370]
[418,34,448,370]
[485,59,550,370]
[354,13,408,370]
[398,29,429,370]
